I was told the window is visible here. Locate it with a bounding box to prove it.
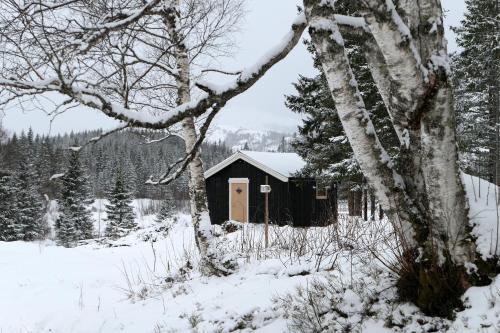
[316,186,328,199]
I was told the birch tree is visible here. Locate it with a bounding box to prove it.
[301,0,484,316]
[0,0,307,275]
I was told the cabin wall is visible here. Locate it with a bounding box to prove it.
[315,183,338,225]
[205,159,291,225]
[206,160,338,227]
[288,179,337,226]
[288,179,315,226]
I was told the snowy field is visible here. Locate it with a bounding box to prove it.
[0,213,315,332]
[1,175,500,332]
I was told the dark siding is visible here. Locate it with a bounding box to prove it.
[205,159,291,225]
[289,179,338,226]
[314,183,338,225]
[289,178,316,226]
[205,159,337,227]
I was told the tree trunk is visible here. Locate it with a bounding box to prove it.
[347,187,354,216]
[304,0,477,317]
[488,60,500,186]
[165,6,233,276]
[370,193,376,221]
[353,187,362,217]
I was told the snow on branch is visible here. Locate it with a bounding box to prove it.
[200,69,242,76]
[139,132,183,145]
[70,0,165,53]
[49,173,65,181]
[73,124,130,151]
[196,12,307,95]
[0,15,307,130]
[333,15,369,32]
[146,106,220,186]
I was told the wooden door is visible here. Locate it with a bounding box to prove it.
[230,181,248,222]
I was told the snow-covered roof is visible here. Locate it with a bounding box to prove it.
[204,150,306,182]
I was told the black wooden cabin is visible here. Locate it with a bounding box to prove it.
[204,151,337,227]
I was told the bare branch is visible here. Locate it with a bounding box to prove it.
[69,123,130,151]
[0,14,307,130]
[147,105,220,185]
[201,68,242,76]
[72,0,165,54]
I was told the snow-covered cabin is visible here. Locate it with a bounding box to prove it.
[204,150,337,226]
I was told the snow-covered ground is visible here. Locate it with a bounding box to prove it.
[1,176,500,332]
[0,212,316,332]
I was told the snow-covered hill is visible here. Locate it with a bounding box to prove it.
[206,125,295,152]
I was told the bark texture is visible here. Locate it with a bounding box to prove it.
[165,6,233,276]
[304,0,476,316]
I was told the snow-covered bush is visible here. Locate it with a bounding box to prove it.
[277,266,454,333]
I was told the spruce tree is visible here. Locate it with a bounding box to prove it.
[36,137,57,198]
[55,148,94,246]
[0,127,231,206]
[15,129,44,241]
[156,191,176,223]
[93,147,107,198]
[54,212,78,247]
[105,165,136,239]
[0,171,18,241]
[452,0,499,182]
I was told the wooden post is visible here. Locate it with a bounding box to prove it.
[363,185,368,221]
[265,175,269,248]
[347,185,353,216]
[331,183,338,223]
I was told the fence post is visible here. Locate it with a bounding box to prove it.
[265,175,269,248]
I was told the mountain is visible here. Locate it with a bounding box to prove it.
[206,125,295,152]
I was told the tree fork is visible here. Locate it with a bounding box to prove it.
[303,0,479,316]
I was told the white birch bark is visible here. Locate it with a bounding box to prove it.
[165,6,231,276]
[304,0,474,265]
[305,8,416,243]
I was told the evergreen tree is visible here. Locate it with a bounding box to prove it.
[35,137,57,198]
[0,127,232,205]
[54,211,78,247]
[452,0,499,182]
[0,171,18,241]
[15,131,44,241]
[105,165,136,239]
[155,191,176,223]
[277,136,288,152]
[286,28,398,183]
[1,133,20,171]
[119,151,138,196]
[93,146,107,197]
[55,148,94,246]
[286,71,357,181]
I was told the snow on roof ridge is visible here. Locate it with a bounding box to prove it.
[239,150,306,177]
[204,150,306,182]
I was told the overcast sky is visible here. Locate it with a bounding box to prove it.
[1,0,466,135]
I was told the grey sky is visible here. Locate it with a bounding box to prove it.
[1,0,466,135]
